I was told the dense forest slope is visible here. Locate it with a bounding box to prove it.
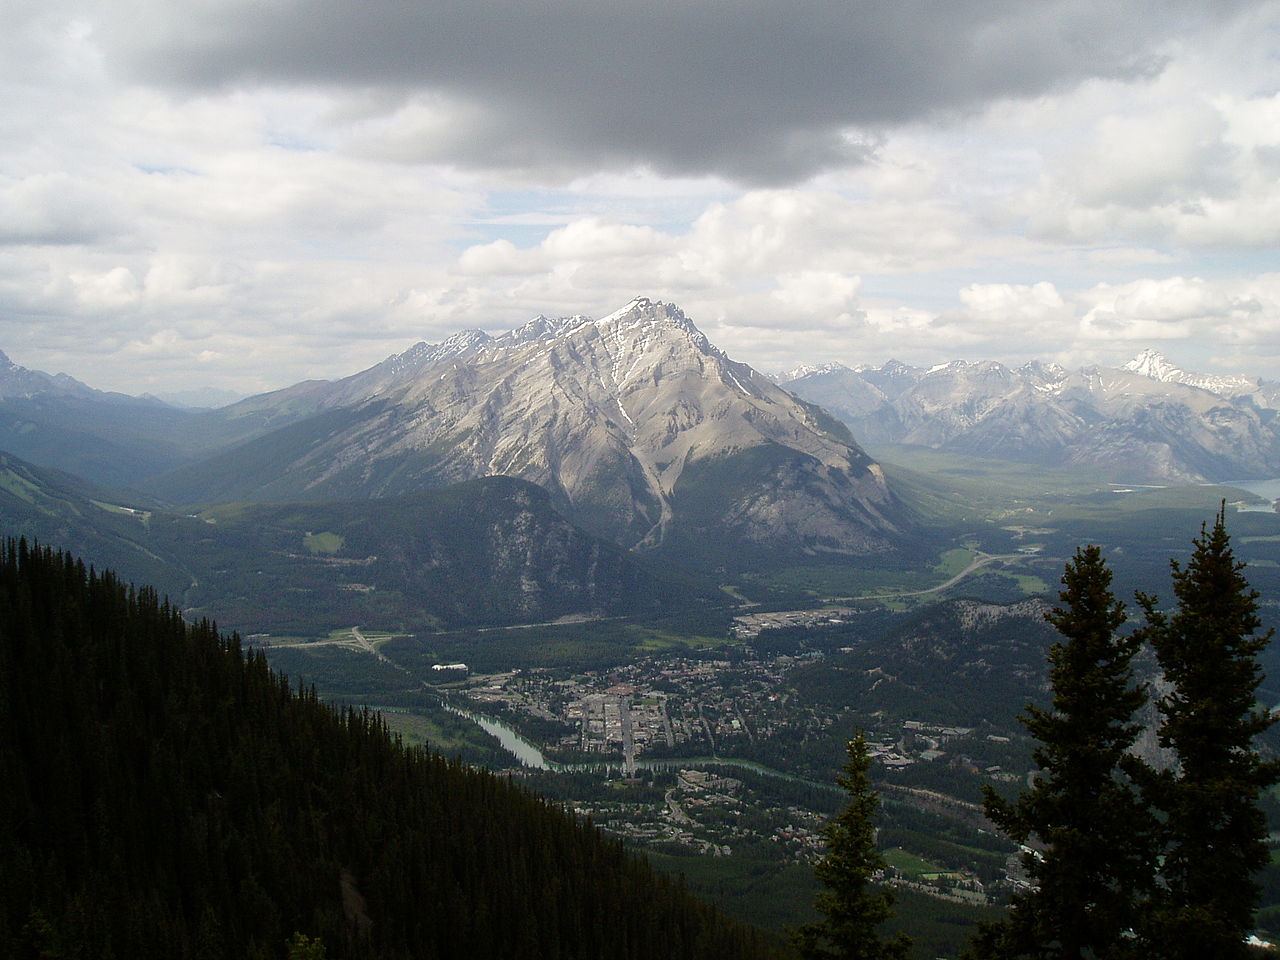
[0,455,710,633]
[0,540,782,959]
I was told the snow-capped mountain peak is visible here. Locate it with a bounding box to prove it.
[1018,359,1068,381]
[594,297,716,354]
[599,296,685,329]
[1123,348,1260,397]
[1124,348,1183,382]
[780,361,851,381]
[781,348,1277,483]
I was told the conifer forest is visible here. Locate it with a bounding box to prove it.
[0,539,784,960]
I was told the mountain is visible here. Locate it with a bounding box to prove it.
[0,450,190,595]
[1122,347,1261,397]
[0,348,99,399]
[0,542,782,960]
[783,351,1280,483]
[151,298,905,564]
[0,349,202,488]
[189,477,715,632]
[0,450,705,632]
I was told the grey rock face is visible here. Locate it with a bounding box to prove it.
[784,351,1280,483]
[207,298,903,557]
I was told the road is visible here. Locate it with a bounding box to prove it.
[663,788,692,825]
[620,697,637,779]
[830,551,1030,603]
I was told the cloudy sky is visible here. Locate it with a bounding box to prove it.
[3,0,1279,396]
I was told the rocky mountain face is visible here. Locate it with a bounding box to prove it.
[783,351,1280,483]
[152,298,903,561]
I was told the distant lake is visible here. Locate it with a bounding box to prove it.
[1226,478,1280,511]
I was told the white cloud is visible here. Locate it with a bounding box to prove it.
[0,172,126,245]
[1077,275,1280,349]
[958,282,1069,323]
[1,0,1279,393]
[1011,16,1280,249]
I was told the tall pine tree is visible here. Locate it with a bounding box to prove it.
[970,545,1152,959]
[1136,507,1279,959]
[793,732,911,960]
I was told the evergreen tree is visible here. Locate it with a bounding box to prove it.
[286,932,328,959]
[0,539,786,960]
[969,545,1151,959]
[1136,507,1279,959]
[793,732,911,960]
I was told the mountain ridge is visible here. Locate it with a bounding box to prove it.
[148,298,905,564]
[0,447,707,633]
[783,349,1280,483]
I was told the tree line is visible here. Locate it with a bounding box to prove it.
[800,508,1277,960]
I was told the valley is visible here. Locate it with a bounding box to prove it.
[9,0,1280,951]
[257,611,1032,959]
[4,306,1280,958]
[247,460,1280,959]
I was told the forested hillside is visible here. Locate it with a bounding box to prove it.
[0,455,711,634]
[0,539,783,960]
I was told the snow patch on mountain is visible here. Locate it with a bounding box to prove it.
[1123,348,1260,397]
[197,298,903,558]
[782,351,1280,483]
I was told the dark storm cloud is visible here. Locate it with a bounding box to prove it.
[93,0,1258,182]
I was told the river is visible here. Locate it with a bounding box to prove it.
[446,702,839,792]
[444,703,552,770]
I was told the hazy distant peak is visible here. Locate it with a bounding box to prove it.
[1124,348,1181,381]
[782,346,1280,484]
[0,349,97,400]
[1018,358,1068,378]
[859,359,919,376]
[781,361,850,381]
[1123,347,1259,396]
[1017,359,1069,390]
[923,358,1012,378]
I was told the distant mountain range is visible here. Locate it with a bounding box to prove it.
[782,349,1280,483]
[6,302,1276,610]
